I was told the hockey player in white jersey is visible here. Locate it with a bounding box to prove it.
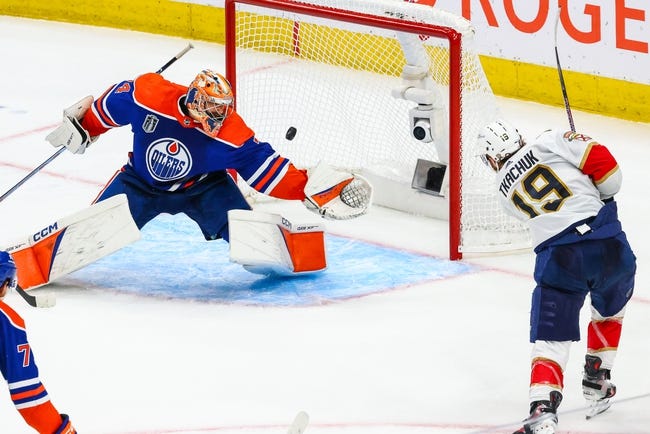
[479,120,636,434]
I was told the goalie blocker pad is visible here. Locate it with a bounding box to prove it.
[228,209,327,276]
[45,95,94,154]
[4,194,141,290]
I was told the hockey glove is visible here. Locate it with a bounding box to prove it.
[54,414,76,434]
[46,115,92,154]
[46,95,95,154]
[303,162,373,220]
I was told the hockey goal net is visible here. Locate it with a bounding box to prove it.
[224,0,530,259]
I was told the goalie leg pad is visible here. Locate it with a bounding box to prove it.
[228,209,326,275]
[4,194,141,290]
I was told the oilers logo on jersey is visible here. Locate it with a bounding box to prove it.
[146,138,192,181]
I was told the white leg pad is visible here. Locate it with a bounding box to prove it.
[228,209,327,276]
[4,194,141,289]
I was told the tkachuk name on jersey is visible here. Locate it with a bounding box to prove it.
[499,149,539,197]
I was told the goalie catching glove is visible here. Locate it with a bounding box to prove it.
[303,162,372,220]
[46,95,96,154]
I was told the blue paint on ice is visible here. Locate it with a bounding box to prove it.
[66,214,474,305]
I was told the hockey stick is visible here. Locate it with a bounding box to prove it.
[16,285,56,308]
[0,42,195,205]
[155,42,194,74]
[554,7,575,133]
[0,147,66,203]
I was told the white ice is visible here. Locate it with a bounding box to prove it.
[0,16,649,434]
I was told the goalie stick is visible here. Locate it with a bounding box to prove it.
[0,42,194,204]
[15,285,56,308]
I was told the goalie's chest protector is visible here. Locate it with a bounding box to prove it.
[101,73,259,188]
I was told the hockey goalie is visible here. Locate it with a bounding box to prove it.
[8,68,372,290]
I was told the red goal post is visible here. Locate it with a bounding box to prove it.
[224,0,530,259]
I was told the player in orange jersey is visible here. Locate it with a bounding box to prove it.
[0,251,76,433]
[37,69,372,279]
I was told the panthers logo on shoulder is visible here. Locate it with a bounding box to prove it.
[563,132,592,142]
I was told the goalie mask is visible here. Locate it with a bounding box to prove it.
[479,119,523,171]
[0,251,17,296]
[186,70,234,138]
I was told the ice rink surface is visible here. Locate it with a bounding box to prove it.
[1,16,649,434]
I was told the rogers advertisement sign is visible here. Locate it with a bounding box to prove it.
[184,0,649,84]
[430,0,648,84]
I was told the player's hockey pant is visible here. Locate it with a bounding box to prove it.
[94,165,251,242]
[529,201,636,342]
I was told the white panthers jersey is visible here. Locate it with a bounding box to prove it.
[495,129,622,248]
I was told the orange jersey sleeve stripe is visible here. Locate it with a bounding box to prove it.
[11,384,47,401]
[82,86,115,136]
[252,157,288,191]
[0,300,26,329]
[94,86,121,128]
[269,165,308,200]
[18,401,63,434]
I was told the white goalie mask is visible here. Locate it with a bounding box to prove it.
[186,70,234,138]
[478,119,523,171]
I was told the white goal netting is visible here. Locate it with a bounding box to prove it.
[227,0,531,257]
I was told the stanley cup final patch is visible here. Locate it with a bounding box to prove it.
[143,114,159,133]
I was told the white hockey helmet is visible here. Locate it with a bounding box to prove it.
[478,119,523,171]
[186,69,234,138]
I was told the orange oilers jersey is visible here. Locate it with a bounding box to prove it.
[0,301,65,433]
[495,129,622,248]
[81,73,307,198]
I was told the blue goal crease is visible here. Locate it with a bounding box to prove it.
[64,214,475,306]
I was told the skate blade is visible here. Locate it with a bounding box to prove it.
[585,399,611,420]
[514,423,555,434]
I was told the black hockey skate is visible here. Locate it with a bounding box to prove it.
[512,391,562,434]
[583,355,616,419]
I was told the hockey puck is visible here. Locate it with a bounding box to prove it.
[285,126,297,141]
